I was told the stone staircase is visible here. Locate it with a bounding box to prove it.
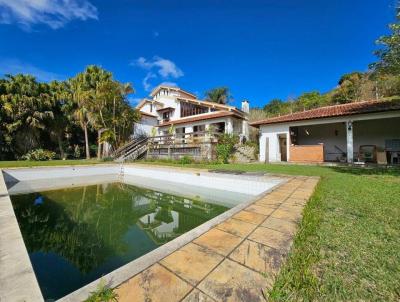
[113,137,149,162]
[232,145,257,163]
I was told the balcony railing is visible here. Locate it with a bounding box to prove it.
[148,131,220,146]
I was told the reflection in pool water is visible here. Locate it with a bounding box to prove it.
[10,182,229,300]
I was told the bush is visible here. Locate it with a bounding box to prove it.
[101,157,114,162]
[21,149,56,161]
[178,155,194,165]
[216,133,239,163]
[85,281,117,302]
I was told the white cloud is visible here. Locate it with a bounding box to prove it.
[132,56,184,91]
[142,72,156,91]
[0,0,98,30]
[0,58,64,82]
[134,56,184,78]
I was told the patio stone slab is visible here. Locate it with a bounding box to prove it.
[271,208,302,223]
[245,204,275,216]
[261,217,298,235]
[216,218,257,238]
[232,210,266,225]
[182,289,216,302]
[115,263,192,302]
[193,228,242,256]
[248,226,293,252]
[198,259,268,302]
[229,239,284,278]
[284,197,307,206]
[160,243,223,286]
[259,195,287,204]
[253,200,280,209]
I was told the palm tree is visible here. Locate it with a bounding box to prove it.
[70,75,93,159]
[0,74,54,156]
[204,87,231,104]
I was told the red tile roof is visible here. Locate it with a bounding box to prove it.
[251,100,400,127]
[159,111,244,127]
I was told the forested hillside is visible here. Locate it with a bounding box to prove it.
[250,8,400,122]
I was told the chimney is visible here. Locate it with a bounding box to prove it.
[241,100,250,113]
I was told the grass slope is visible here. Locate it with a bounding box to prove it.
[135,161,400,301]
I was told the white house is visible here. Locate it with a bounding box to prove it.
[252,100,400,165]
[134,85,250,139]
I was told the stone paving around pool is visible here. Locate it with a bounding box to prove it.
[115,176,319,302]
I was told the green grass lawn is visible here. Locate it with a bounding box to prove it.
[0,159,103,168]
[2,159,399,300]
[134,161,400,301]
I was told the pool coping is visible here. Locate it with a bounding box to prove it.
[0,169,44,302]
[0,164,290,302]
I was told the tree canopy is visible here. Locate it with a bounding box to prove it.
[204,87,231,104]
[0,66,140,160]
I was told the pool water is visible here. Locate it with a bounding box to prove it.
[10,182,230,300]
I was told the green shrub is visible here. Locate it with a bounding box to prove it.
[21,149,56,161]
[179,155,194,165]
[85,281,117,302]
[216,133,239,163]
[101,157,114,162]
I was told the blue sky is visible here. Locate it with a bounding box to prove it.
[0,0,397,108]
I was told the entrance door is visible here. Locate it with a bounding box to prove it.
[279,134,287,161]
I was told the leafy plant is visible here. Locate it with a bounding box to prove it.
[168,124,175,135]
[85,281,118,302]
[179,155,194,164]
[216,133,238,163]
[150,127,157,137]
[21,149,56,161]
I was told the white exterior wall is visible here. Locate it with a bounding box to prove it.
[259,124,290,162]
[134,116,158,137]
[153,95,180,119]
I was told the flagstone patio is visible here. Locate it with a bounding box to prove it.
[115,176,319,302]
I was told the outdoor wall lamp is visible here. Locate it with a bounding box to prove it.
[347,121,353,131]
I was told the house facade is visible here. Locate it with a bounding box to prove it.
[252,100,400,165]
[134,85,250,139]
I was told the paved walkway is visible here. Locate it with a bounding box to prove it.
[115,176,319,302]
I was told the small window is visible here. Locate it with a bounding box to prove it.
[163,112,170,121]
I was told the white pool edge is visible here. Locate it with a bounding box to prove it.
[0,169,44,302]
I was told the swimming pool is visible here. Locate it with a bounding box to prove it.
[1,164,284,301]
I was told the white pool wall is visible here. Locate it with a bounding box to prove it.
[4,164,283,196]
[123,166,282,195]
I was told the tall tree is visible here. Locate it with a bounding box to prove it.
[371,5,400,75]
[204,87,231,104]
[0,74,54,156]
[48,80,72,159]
[69,74,93,159]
